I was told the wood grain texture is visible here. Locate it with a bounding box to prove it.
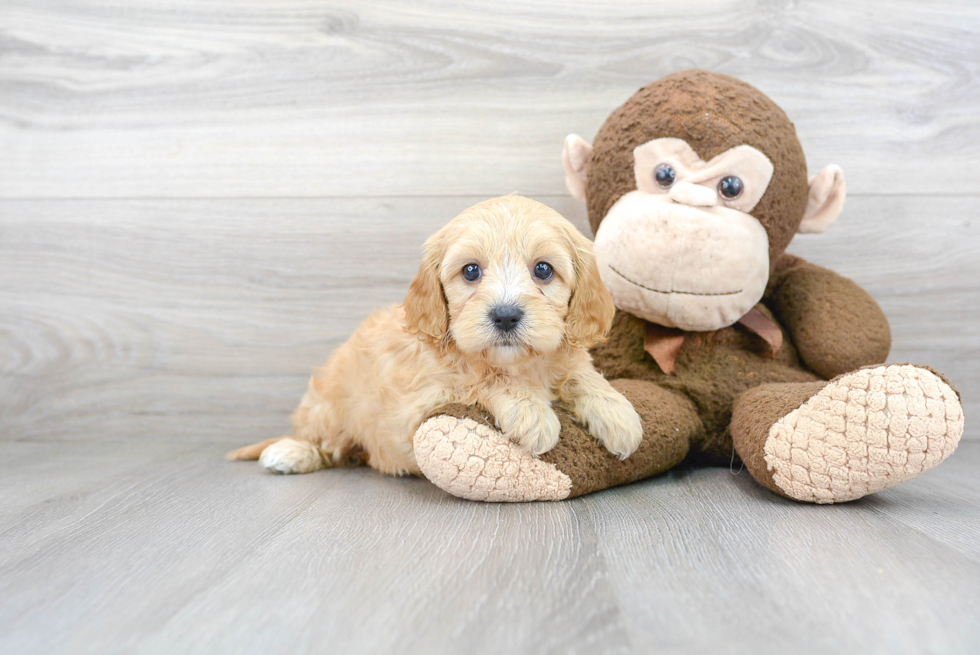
[581,450,980,654]
[1,195,976,441]
[0,440,976,654]
[1,0,978,197]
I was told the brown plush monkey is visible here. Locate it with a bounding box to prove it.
[412,70,964,503]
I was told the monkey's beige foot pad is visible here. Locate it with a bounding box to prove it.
[414,416,572,502]
[765,365,964,504]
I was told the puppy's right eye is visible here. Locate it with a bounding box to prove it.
[461,263,482,282]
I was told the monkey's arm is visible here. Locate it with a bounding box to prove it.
[767,256,891,379]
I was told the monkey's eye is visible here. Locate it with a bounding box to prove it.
[655,163,677,188]
[462,263,482,282]
[533,262,554,281]
[718,176,744,199]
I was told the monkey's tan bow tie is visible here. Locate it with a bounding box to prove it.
[643,305,783,375]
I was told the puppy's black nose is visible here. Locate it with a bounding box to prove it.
[490,305,524,332]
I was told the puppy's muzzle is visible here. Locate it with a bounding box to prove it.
[489,305,524,333]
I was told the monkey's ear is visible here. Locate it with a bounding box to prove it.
[798,165,846,234]
[562,134,593,204]
[403,234,449,344]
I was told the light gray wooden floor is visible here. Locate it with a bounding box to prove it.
[0,441,978,654]
[1,1,979,653]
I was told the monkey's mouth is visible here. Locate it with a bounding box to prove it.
[608,265,742,297]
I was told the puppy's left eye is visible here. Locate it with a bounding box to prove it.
[533,262,554,281]
[462,263,482,282]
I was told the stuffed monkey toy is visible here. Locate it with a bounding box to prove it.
[412,70,964,503]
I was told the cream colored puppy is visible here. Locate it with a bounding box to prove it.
[228,195,642,477]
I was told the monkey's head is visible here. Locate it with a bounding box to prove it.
[562,70,846,332]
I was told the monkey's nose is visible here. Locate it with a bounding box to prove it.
[669,181,717,207]
[490,305,524,332]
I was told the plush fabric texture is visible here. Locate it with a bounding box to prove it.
[415,267,962,502]
[417,387,694,499]
[799,165,846,234]
[562,134,593,204]
[737,305,783,354]
[415,70,963,504]
[412,254,961,505]
[416,361,963,503]
[590,306,819,463]
[769,256,892,379]
[643,305,784,375]
[632,139,774,213]
[643,322,687,374]
[413,411,572,502]
[585,69,809,268]
[736,365,964,503]
[731,380,832,497]
[415,264,898,498]
[594,192,772,330]
[539,380,694,496]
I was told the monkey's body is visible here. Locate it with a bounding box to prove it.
[590,253,889,461]
[412,70,963,503]
[591,299,820,467]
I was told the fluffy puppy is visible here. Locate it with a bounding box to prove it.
[227,195,643,477]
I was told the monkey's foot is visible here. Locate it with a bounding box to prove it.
[413,415,572,502]
[751,365,963,504]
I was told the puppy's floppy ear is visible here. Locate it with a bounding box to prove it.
[563,225,616,349]
[403,231,449,344]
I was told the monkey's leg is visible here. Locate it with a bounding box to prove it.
[731,364,963,504]
[413,379,701,502]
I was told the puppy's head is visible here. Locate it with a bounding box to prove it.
[403,195,615,365]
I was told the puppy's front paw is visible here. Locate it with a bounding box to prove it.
[498,400,561,456]
[259,438,325,474]
[584,393,643,460]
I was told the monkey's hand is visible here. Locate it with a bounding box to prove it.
[769,258,891,379]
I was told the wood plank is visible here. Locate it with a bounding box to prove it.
[0,440,976,653]
[862,442,980,561]
[580,443,980,653]
[0,441,212,561]
[0,442,335,653]
[1,195,976,442]
[1,0,979,198]
[0,440,203,521]
[0,441,631,655]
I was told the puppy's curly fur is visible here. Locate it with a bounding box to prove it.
[228,196,642,476]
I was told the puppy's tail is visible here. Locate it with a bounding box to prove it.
[225,437,285,461]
